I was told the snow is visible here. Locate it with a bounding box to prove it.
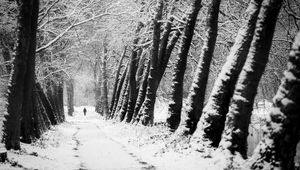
[0,99,277,169]
[0,105,228,170]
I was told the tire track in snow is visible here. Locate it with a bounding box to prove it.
[95,124,156,170]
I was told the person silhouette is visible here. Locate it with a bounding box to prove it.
[83,108,87,116]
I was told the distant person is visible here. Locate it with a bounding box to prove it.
[83,108,87,116]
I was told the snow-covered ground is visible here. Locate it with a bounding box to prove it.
[0,106,231,170]
[4,100,299,169]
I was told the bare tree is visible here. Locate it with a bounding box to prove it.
[248,31,300,170]
[192,0,263,146]
[218,0,283,158]
[167,0,202,130]
[172,0,221,133]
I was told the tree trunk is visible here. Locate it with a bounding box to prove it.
[248,32,300,170]
[118,79,130,121]
[111,64,128,118]
[66,78,74,116]
[101,44,109,117]
[3,0,36,150]
[138,0,164,125]
[95,63,102,114]
[131,60,150,124]
[191,0,262,146]
[125,22,144,123]
[57,80,65,121]
[158,29,181,80]
[114,68,130,119]
[109,47,127,115]
[167,0,202,130]
[36,82,58,125]
[46,78,64,123]
[135,50,147,87]
[218,0,283,158]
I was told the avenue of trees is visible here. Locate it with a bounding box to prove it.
[0,0,300,169]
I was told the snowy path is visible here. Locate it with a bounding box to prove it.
[69,109,155,170]
[1,107,156,170]
[1,106,228,170]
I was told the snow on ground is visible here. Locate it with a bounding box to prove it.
[0,105,231,170]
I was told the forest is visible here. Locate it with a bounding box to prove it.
[0,0,300,169]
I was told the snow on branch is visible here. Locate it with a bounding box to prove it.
[36,12,129,53]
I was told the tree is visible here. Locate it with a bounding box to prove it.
[138,0,164,125]
[20,0,41,143]
[120,22,143,122]
[110,64,129,118]
[101,40,109,117]
[191,0,263,146]
[109,46,127,116]
[3,0,39,150]
[66,78,74,116]
[218,0,283,158]
[171,0,221,133]
[166,0,202,130]
[248,31,300,170]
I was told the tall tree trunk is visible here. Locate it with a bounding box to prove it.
[218,0,283,158]
[125,22,144,123]
[131,60,150,124]
[57,80,65,121]
[20,0,39,143]
[135,50,147,87]
[111,64,128,118]
[118,79,130,121]
[167,0,202,130]
[114,69,130,119]
[191,0,262,146]
[3,0,36,150]
[46,77,64,123]
[158,29,181,80]
[101,44,109,117]
[133,30,181,125]
[94,61,102,114]
[109,47,127,115]
[66,78,74,116]
[36,82,58,125]
[138,0,164,125]
[248,32,300,170]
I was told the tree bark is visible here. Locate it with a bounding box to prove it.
[66,78,74,116]
[36,82,58,125]
[118,79,130,121]
[131,59,150,124]
[138,0,164,125]
[20,0,39,143]
[101,43,109,117]
[158,29,181,80]
[248,32,300,170]
[218,0,283,158]
[109,47,127,115]
[3,0,35,150]
[114,68,130,119]
[192,0,262,146]
[167,0,202,131]
[94,61,102,114]
[111,64,128,118]
[125,22,144,123]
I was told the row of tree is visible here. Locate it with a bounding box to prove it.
[0,0,66,151]
[104,0,300,169]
